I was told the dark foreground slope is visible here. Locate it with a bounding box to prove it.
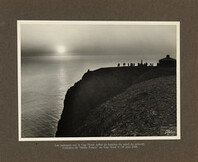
[76,76,176,136]
[56,67,176,137]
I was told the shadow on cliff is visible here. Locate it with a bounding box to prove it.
[56,66,176,137]
[76,76,176,136]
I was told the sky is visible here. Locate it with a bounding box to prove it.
[21,22,177,59]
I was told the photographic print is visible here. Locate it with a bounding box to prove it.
[18,21,180,141]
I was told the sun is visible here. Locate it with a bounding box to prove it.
[57,45,66,54]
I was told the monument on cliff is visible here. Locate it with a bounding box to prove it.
[157,55,176,67]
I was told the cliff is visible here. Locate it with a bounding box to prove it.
[56,67,176,137]
[76,76,176,136]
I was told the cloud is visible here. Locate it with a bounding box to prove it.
[21,23,176,59]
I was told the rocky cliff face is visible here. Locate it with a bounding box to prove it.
[76,76,176,136]
[56,67,176,137]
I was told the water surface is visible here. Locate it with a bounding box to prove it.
[21,55,158,137]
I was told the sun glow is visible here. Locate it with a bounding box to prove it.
[57,46,66,54]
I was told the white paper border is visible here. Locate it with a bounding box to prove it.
[17,21,180,141]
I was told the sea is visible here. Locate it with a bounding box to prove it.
[21,55,158,137]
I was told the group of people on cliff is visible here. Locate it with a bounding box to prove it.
[117,61,154,67]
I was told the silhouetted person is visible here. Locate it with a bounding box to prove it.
[117,63,120,67]
[123,63,126,66]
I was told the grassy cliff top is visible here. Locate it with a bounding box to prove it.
[76,76,176,137]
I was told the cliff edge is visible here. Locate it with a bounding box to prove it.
[56,67,176,137]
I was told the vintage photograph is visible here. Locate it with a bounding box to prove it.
[18,21,180,140]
